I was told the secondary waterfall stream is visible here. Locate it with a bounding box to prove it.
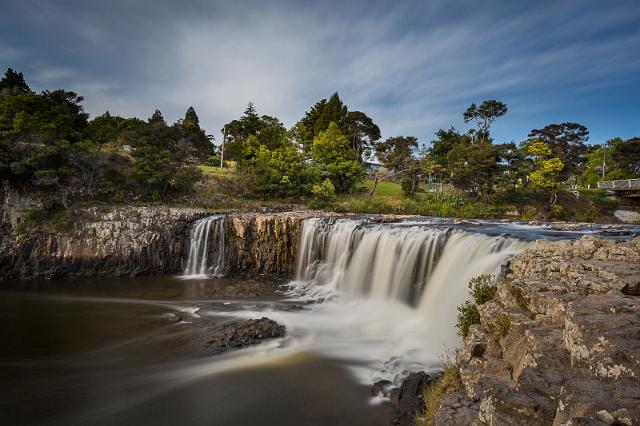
[183,215,226,278]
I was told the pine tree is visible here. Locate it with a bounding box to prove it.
[148,109,165,125]
[184,106,200,128]
[0,68,31,94]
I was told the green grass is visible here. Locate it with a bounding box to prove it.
[198,165,238,178]
[359,180,404,197]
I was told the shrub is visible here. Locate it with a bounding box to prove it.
[456,274,497,338]
[469,275,497,304]
[310,178,336,208]
[456,301,480,339]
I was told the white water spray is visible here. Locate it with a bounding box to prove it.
[182,215,226,278]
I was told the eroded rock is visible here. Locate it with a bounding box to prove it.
[206,317,286,354]
[433,236,640,426]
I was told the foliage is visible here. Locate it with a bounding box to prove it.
[456,301,480,339]
[246,142,319,198]
[611,137,640,177]
[311,122,364,192]
[524,139,564,193]
[528,122,588,179]
[0,67,31,94]
[294,93,380,161]
[310,178,336,208]
[0,68,213,208]
[456,275,497,338]
[222,103,288,160]
[463,99,507,143]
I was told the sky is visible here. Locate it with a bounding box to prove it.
[2,0,639,147]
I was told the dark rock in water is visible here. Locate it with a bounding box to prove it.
[391,371,438,426]
[389,387,401,406]
[371,379,393,396]
[206,317,285,354]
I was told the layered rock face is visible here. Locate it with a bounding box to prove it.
[225,211,316,275]
[0,207,211,279]
[435,236,640,425]
[0,206,315,279]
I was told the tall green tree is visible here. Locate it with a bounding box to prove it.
[528,123,588,179]
[463,100,507,143]
[611,137,640,177]
[346,110,381,160]
[184,106,200,128]
[295,93,350,151]
[311,122,363,192]
[0,68,31,95]
[374,136,424,197]
[148,109,165,125]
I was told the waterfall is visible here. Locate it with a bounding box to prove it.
[289,218,527,312]
[182,215,226,278]
[221,217,530,386]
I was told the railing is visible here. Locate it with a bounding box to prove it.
[597,178,640,190]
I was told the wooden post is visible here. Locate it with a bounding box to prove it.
[220,126,227,169]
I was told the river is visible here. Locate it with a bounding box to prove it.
[1,217,636,425]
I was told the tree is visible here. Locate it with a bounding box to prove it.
[447,142,501,196]
[148,109,165,125]
[524,139,564,204]
[311,122,363,192]
[221,103,287,160]
[248,141,319,198]
[374,136,423,197]
[0,68,31,95]
[295,93,350,151]
[346,110,381,160]
[528,123,588,179]
[611,137,640,177]
[184,106,200,128]
[428,128,473,173]
[463,100,507,143]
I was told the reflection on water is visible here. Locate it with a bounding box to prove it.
[0,276,391,426]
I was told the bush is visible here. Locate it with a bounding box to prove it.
[456,275,497,338]
[456,301,480,339]
[310,178,336,208]
[469,275,497,304]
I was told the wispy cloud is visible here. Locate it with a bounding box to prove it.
[1,0,639,144]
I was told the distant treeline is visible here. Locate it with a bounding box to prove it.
[1,67,638,211]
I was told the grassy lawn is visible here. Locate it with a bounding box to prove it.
[359,180,404,197]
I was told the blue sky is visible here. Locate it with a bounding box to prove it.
[2,0,639,146]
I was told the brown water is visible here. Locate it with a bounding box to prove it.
[0,277,391,426]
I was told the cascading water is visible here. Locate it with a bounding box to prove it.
[272,218,528,384]
[215,217,529,387]
[182,215,226,278]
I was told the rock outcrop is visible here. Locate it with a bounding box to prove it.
[225,211,317,275]
[434,236,640,425]
[206,317,286,354]
[0,206,210,278]
[0,206,318,279]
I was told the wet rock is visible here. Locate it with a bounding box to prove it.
[206,317,285,354]
[391,371,437,426]
[371,379,393,396]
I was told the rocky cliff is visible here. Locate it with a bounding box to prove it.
[0,206,316,279]
[433,236,640,425]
